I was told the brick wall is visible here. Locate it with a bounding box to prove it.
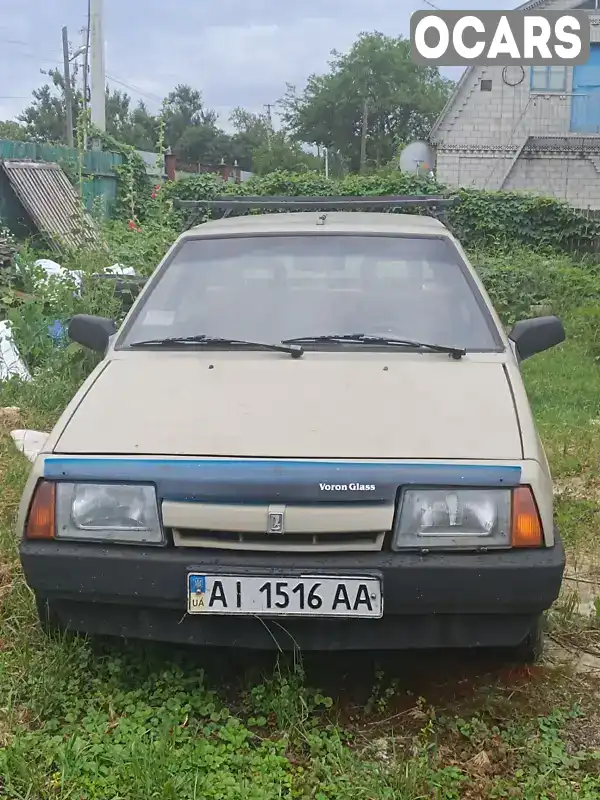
[436,149,600,209]
[431,1,600,207]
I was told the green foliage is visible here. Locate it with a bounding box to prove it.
[99,131,152,222]
[281,33,453,172]
[162,168,600,256]
[450,189,600,254]
[470,247,600,325]
[101,216,179,276]
[0,120,28,141]
[229,108,323,175]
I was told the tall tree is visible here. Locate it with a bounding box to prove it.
[18,68,75,143]
[162,85,218,152]
[17,68,158,150]
[0,120,29,141]
[281,32,453,173]
[229,107,323,175]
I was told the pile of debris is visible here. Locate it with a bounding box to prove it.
[0,256,147,383]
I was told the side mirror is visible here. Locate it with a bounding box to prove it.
[68,314,117,353]
[508,315,565,362]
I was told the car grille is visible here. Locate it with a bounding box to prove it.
[171,528,386,552]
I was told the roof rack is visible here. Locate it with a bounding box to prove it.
[173,195,461,230]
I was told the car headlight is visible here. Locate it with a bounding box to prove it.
[392,488,512,550]
[55,483,164,545]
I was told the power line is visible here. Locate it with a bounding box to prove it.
[0,38,62,62]
[2,52,61,66]
[106,73,163,103]
[0,36,60,52]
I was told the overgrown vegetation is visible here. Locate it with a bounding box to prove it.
[160,169,600,255]
[2,170,600,796]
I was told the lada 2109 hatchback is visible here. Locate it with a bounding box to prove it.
[17,195,566,662]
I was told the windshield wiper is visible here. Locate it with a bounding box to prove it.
[129,335,304,358]
[281,333,466,359]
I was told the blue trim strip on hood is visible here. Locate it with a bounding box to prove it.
[43,457,522,504]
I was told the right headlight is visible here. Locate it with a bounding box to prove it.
[392,487,512,550]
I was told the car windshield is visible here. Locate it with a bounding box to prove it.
[119,234,501,351]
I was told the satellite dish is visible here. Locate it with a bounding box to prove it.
[399,140,436,179]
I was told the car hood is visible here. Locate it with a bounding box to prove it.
[53,353,522,460]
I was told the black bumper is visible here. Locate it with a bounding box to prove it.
[20,535,565,650]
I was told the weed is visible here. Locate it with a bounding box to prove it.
[2,218,600,796]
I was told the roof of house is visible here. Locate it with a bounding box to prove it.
[429,0,581,141]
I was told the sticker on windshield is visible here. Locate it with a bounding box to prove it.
[142,310,175,326]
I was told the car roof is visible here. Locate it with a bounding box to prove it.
[183,211,451,239]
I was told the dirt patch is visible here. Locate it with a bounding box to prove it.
[562,554,600,618]
[554,476,600,504]
[564,712,600,754]
[0,407,20,431]
[545,637,600,673]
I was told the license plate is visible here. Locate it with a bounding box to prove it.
[187,574,383,618]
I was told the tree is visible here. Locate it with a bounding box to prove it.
[228,107,323,175]
[125,101,160,151]
[162,85,220,155]
[0,120,28,141]
[281,32,453,173]
[18,68,75,143]
[17,67,158,150]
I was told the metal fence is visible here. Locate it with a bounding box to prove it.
[0,139,123,220]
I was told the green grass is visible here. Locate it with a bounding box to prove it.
[2,320,600,798]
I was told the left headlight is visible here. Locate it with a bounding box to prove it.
[55,483,164,545]
[392,488,511,550]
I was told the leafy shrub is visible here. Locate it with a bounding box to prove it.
[161,169,600,256]
[470,247,600,326]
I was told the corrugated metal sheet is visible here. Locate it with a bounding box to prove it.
[0,139,122,219]
[1,160,102,252]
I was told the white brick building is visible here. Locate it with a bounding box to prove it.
[430,0,600,209]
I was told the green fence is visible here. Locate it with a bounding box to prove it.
[0,139,123,221]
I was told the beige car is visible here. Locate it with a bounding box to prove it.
[17,196,566,661]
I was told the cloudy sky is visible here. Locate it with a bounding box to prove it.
[1,0,516,130]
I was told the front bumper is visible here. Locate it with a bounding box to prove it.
[20,535,565,650]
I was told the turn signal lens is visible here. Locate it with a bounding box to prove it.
[25,480,56,540]
[511,486,543,547]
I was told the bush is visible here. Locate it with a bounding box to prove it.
[470,247,600,326]
[161,169,600,257]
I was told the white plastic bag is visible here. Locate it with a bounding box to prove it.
[0,320,31,381]
[10,429,50,462]
[105,263,137,276]
[33,258,83,289]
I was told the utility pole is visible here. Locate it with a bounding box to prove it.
[90,0,106,135]
[359,97,369,174]
[264,103,274,150]
[323,146,329,180]
[81,22,90,149]
[62,27,74,148]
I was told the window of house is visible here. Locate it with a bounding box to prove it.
[480,79,492,91]
[531,66,567,91]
